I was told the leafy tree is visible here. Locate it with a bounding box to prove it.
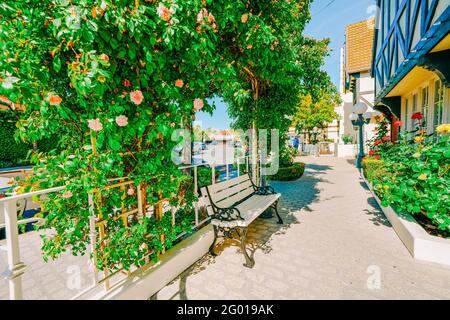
[292,87,341,134]
[0,0,331,271]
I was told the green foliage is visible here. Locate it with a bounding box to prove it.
[279,146,298,167]
[370,133,450,232]
[0,0,323,271]
[267,162,305,181]
[362,157,390,183]
[341,134,354,145]
[292,86,341,134]
[0,112,31,167]
[366,115,391,157]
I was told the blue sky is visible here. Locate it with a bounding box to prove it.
[196,0,377,130]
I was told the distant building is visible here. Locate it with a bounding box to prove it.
[372,0,450,138]
[335,18,378,146]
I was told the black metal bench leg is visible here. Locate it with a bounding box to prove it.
[209,225,219,256]
[273,201,283,224]
[240,228,255,269]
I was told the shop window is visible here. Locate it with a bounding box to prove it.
[421,87,429,130]
[434,80,444,129]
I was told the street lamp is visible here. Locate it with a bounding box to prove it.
[350,102,370,169]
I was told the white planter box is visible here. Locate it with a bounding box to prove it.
[363,177,450,267]
[336,144,356,158]
[85,224,213,300]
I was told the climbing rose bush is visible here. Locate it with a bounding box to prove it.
[0,0,221,270]
[0,0,318,271]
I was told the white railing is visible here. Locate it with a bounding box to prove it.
[0,155,251,300]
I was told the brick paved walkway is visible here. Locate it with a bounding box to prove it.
[155,156,450,300]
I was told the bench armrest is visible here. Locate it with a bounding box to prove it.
[255,185,276,196]
[213,207,243,222]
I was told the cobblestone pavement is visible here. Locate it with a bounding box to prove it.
[155,156,450,300]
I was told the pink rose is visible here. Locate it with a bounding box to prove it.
[194,98,204,112]
[115,115,128,127]
[197,8,208,23]
[130,90,144,105]
[99,53,109,61]
[175,79,184,88]
[247,44,253,49]
[88,118,103,132]
[157,3,171,22]
[127,188,135,196]
[241,14,248,23]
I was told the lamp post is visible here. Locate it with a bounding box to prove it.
[350,102,370,169]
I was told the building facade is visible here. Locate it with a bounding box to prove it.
[335,19,377,147]
[372,0,450,136]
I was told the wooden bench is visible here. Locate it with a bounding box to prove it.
[201,174,283,268]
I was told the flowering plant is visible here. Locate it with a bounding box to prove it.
[0,0,318,271]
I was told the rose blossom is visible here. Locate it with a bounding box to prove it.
[130,90,144,105]
[99,53,109,61]
[49,95,62,106]
[127,188,135,196]
[157,3,171,22]
[412,112,423,121]
[393,120,403,127]
[115,115,128,127]
[241,14,248,23]
[88,118,103,132]
[197,8,208,23]
[123,79,131,87]
[193,98,204,111]
[175,79,184,88]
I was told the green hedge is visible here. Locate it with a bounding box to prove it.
[0,112,59,168]
[0,113,31,168]
[362,157,391,183]
[268,162,305,181]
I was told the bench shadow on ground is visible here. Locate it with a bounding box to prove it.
[153,162,334,300]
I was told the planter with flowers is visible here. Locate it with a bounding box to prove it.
[362,114,450,266]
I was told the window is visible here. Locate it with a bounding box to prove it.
[422,87,429,128]
[413,94,418,113]
[405,98,410,131]
[434,80,444,128]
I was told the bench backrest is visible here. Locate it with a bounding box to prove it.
[203,174,256,210]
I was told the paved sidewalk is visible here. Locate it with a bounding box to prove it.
[155,156,450,300]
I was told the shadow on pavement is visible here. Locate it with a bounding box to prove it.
[156,161,334,300]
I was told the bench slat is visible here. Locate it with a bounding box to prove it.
[215,183,255,208]
[212,179,253,203]
[207,174,251,195]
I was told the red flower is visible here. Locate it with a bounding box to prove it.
[412,112,423,121]
[393,120,403,127]
[373,155,381,160]
[382,136,390,142]
[373,139,383,146]
[123,79,131,87]
[369,150,376,156]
